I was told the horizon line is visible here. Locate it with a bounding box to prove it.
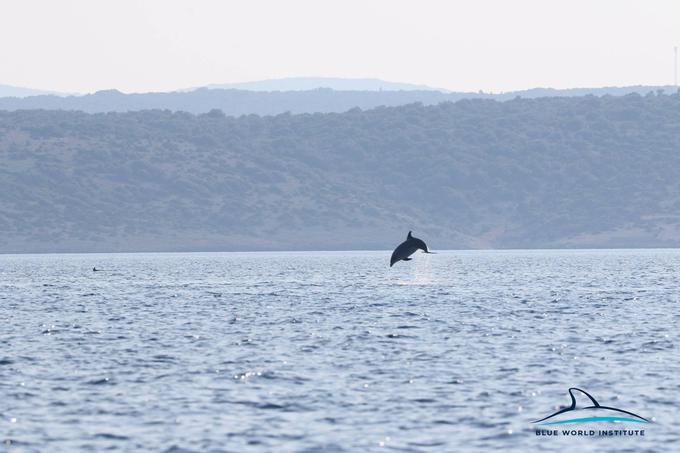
[2,246,680,257]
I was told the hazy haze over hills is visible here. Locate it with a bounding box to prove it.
[201,77,447,92]
[2,93,680,253]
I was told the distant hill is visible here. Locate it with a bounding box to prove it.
[200,77,447,92]
[1,85,678,115]
[0,88,453,115]
[2,93,680,253]
[508,85,679,98]
[0,84,73,98]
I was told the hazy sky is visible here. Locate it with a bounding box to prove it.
[2,0,680,93]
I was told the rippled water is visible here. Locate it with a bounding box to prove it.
[1,250,679,452]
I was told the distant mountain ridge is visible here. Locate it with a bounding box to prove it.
[0,84,678,115]
[2,93,680,253]
[201,77,447,92]
[0,84,74,98]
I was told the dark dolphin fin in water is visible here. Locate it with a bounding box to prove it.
[390,231,434,267]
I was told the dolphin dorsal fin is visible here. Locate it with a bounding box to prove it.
[407,231,413,239]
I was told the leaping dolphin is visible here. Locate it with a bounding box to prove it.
[390,231,434,267]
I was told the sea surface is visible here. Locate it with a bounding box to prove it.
[1,250,679,452]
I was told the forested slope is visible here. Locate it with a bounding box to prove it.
[2,93,680,252]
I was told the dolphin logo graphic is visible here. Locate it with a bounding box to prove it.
[390,231,435,267]
[533,388,651,425]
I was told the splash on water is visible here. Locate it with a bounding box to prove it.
[394,251,437,285]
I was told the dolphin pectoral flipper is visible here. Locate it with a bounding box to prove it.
[403,258,412,261]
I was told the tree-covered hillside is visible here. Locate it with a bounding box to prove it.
[2,93,680,253]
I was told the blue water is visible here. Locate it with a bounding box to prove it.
[1,250,679,452]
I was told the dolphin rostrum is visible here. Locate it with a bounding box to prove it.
[390,231,434,267]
